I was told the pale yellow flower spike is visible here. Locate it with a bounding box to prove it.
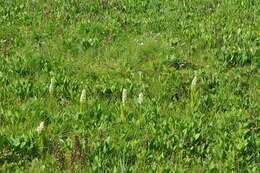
[191,75,197,91]
[122,89,127,106]
[80,89,86,112]
[138,92,144,105]
[36,121,45,134]
[49,78,55,96]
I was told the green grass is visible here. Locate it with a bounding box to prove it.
[0,0,260,172]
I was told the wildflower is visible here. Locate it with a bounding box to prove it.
[122,89,127,105]
[36,121,44,134]
[138,92,144,104]
[80,89,86,112]
[138,71,143,81]
[191,75,198,91]
[190,75,199,112]
[49,78,55,95]
[80,89,86,104]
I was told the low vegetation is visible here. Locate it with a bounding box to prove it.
[0,0,259,172]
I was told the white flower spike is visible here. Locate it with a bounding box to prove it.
[80,89,86,104]
[49,78,55,95]
[191,75,197,91]
[138,92,144,104]
[122,89,127,105]
[36,121,45,134]
[80,89,86,112]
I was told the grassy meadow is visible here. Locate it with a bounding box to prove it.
[0,0,260,172]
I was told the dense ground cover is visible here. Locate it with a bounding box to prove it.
[0,0,259,172]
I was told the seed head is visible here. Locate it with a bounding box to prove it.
[138,92,144,104]
[80,89,86,103]
[122,89,127,105]
[36,121,45,134]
